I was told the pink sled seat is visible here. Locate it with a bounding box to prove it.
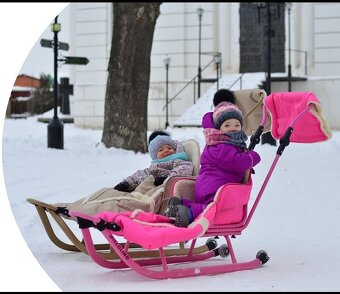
[209,178,252,226]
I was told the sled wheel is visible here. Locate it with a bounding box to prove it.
[256,250,270,265]
[205,237,218,250]
[217,244,230,258]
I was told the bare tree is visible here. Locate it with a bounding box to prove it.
[30,73,54,115]
[101,3,161,153]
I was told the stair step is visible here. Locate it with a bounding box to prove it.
[174,72,266,127]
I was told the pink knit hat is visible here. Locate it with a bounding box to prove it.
[213,102,243,129]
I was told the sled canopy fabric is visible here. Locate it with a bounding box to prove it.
[264,92,332,143]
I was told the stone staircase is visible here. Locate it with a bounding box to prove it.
[174,72,266,127]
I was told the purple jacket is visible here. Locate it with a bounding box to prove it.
[194,143,260,206]
[184,111,260,220]
[202,112,215,128]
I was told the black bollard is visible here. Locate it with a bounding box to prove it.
[48,116,64,149]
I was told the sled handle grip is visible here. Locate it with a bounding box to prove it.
[276,127,293,156]
[248,125,264,150]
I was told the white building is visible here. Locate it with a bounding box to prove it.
[67,2,340,130]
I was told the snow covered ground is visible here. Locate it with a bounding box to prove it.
[1,114,340,291]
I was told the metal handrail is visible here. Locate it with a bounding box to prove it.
[163,66,246,112]
[162,74,198,111]
[285,49,308,76]
[228,73,245,90]
[162,58,216,111]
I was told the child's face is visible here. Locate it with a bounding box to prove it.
[157,144,175,159]
[219,118,242,133]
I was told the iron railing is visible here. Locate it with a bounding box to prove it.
[228,73,245,90]
[163,68,246,112]
[285,49,308,76]
[163,57,217,111]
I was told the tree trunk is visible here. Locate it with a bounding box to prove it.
[101,3,161,153]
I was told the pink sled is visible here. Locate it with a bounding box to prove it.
[70,91,332,279]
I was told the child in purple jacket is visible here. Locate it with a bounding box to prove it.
[165,102,261,227]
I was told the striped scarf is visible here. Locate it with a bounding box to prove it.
[203,128,248,149]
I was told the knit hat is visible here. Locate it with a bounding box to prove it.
[148,130,170,144]
[213,102,244,129]
[148,135,177,160]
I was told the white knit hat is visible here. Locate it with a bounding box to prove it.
[148,135,177,160]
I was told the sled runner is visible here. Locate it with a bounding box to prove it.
[70,91,332,279]
[27,88,270,260]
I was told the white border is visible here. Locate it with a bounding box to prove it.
[0,3,69,291]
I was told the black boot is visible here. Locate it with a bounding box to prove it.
[174,205,191,227]
[164,197,182,218]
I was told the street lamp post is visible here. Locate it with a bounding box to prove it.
[197,7,204,99]
[47,16,64,149]
[286,2,293,92]
[163,56,171,129]
[214,53,222,90]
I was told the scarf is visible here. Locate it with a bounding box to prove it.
[151,152,189,165]
[203,128,248,149]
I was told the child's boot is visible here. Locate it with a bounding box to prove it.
[174,205,192,227]
[164,196,182,218]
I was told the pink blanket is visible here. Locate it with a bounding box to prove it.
[83,206,217,250]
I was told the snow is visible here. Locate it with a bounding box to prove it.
[14,96,32,102]
[1,105,340,291]
[12,86,35,91]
